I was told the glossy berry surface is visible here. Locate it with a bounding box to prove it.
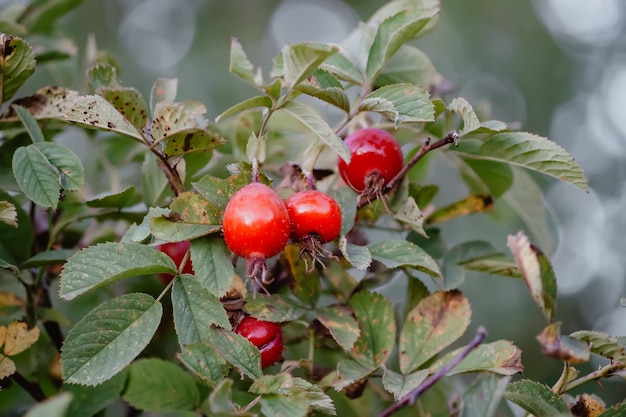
[284,190,342,243]
[337,128,404,192]
[157,241,193,283]
[222,183,290,259]
[235,316,283,368]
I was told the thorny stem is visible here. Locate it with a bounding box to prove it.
[561,362,625,392]
[378,326,488,417]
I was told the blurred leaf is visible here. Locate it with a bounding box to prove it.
[150,78,178,114]
[280,244,320,305]
[59,242,176,300]
[216,95,273,123]
[317,305,360,351]
[333,358,374,391]
[61,293,163,386]
[442,241,502,290]
[179,344,226,387]
[206,378,238,415]
[349,291,395,368]
[0,86,79,123]
[459,374,511,417]
[172,275,231,346]
[12,145,61,208]
[569,331,626,363]
[430,340,523,376]
[339,237,372,271]
[460,254,521,278]
[24,392,73,417]
[382,367,428,400]
[375,45,436,89]
[368,239,441,277]
[400,290,470,374]
[536,322,590,364]
[427,194,494,225]
[321,51,364,85]
[460,157,513,198]
[0,34,35,105]
[64,95,144,140]
[86,186,137,208]
[330,188,357,236]
[0,353,16,379]
[281,42,338,88]
[246,293,307,322]
[504,380,570,417]
[123,358,200,412]
[140,152,169,207]
[295,69,350,112]
[365,8,439,82]
[249,373,335,414]
[279,100,350,163]
[229,37,257,87]
[246,131,266,164]
[323,262,358,303]
[3,321,39,355]
[20,0,82,33]
[507,231,557,322]
[191,236,234,298]
[360,83,434,128]
[406,271,430,311]
[393,196,426,236]
[407,226,445,259]
[600,404,626,417]
[207,327,262,380]
[449,97,480,136]
[369,0,440,22]
[87,63,121,91]
[259,394,309,417]
[0,201,17,227]
[0,190,33,265]
[65,370,127,417]
[455,132,588,192]
[14,104,44,142]
[21,249,74,268]
[35,142,84,191]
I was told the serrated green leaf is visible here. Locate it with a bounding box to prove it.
[64,95,144,141]
[249,374,293,395]
[229,37,257,87]
[207,327,263,380]
[360,83,434,127]
[600,404,626,417]
[569,330,626,363]
[292,377,336,415]
[382,367,428,401]
[216,95,273,123]
[21,249,75,269]
[430,340,523,376]
[121,207,170,243]
[193,174,249,213]
[59,242,176,300]
[12,145,61,208]
[350,291,395,368]
[507,231,557,322]
[333,358,374,391]
[317,305,360,351]
[455,131,588,192]
[86,186,137,208]
[14,104,45,143]
[35,141,85,191]
[459,374,511,417]
[400,290,471,374]
[24,392,73,417]
[97,86,149,132]
[260,394,309,417]
[65,370,127,417]
[295,69,350,112]
[151,216,221,242]
[442,241,503,290]
[393,196,426,236]
[61,293,163,386]
[0,87,80,123]
[190,236,234,298]
[246,293,307,322]
[320,51,364,85]
[449,97,480,136]
[0,201,17,227]
[178,343,226,386]
[375,45,436,89]
[150,78,178,114]
[339,237,372,271]
[504,380,570,417]
[172,275,231,346]
[281,42,338,89]
[279,100,350,162]
[123,358,200,412]
[0,34,35,105]
[368,239,441,277]
[365,8,439,82]
[87,63,121,91]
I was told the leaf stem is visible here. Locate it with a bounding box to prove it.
[378,326,487,417]
[562,362,625,392]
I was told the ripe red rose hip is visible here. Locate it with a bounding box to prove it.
[156,241,193,283]
[284,190,341,243]
[235,316,283,368]
[337,127,404,193]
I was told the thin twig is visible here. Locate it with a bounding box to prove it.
[12,371,47,402]
[562,362,625,392]
[378,326,487,417]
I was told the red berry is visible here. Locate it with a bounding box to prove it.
[337,128,403,193]
[284,190,341,243]
[157,241,193,283]
[222,183,290,260]
[235,316,283,368]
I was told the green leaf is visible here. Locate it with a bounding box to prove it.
[430,340,523,376]
[292,377,336,415]
[229,37,258,87]
[86,186,137,208]
[320,51,364,85]
[59,242,177,300]
[0,201,17,227]
[507,231,557,322]
[382,367,428,401]
[459,156,513,198]
[280,244,320,306]
[349,291,395,368]
[281,42,338,89]
[455,131,588,192]
[330,188,358,236]
[504,380,570,417]
[19,0,82,33]
[24,392,73,417]
[123,358,200,412]
[365,8,439,82]
[295,69,350,112]
[206,378,238,415]
[122,207,170,243]
[150,78,178,114]
[375,45,436,89]
[459,374,511,417]
[64,95,144,141]
[460,254,521,278]
[0,87,80,122]
[14,104,45,143]
[61,293,163,386]
[359,83,434,127]
[393,196,426,236]
[449,97,480,136]
[207,327,263,380]
[87,63,122,91]
[406,271,430,311]
[279,100,350,162]
[151,216,221,242]
[333,359,374,391]
[12,145,61,208]
[163,127,226,158]
[368,239,441,277]
[65,370,127,417]
[600,404,626,417]
[172,275,231,346]
[442,241,503,289]
[317,306,360,351]
[368,0,440,22]
[21,249,75,269]
[0,34,35,105]
[34,142,85,191]
[339,238,372,271]
[216,95,273,123]
[141,152,169,207]
[260,394,309,417]
[399,290,471,374]
[191,236,235,298]
[569,330,626,363]
[178,343,226,386]
[97,86,149,132]
[246,293,307,322]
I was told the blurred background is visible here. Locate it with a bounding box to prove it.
[7,0,626,410]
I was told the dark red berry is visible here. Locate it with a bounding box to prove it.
[235,316,283,368]
[156,241,193,283]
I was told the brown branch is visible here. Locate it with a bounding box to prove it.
[12,371,47,402]
[378,326,487,417]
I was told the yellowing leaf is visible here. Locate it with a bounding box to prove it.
[0,353,16,379]
[4,321,40,356]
